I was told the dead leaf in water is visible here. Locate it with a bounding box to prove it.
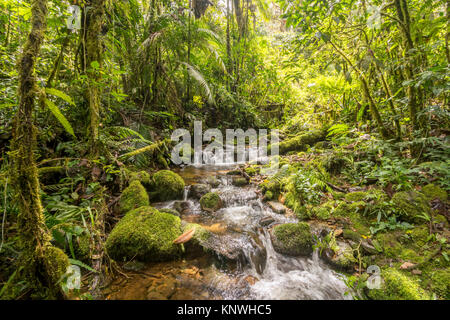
[203,223,227,234]
[173,228,195,244]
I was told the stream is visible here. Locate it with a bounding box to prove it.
[103,165,352,300]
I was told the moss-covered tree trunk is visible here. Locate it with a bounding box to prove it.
[84,0,105,157]
[10,0,68,298]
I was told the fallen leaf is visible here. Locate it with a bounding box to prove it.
[400,262,415,270]
[173,228,195,244]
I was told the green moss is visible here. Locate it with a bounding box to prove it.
[367,268,431,300]
[343,229,362,242]
[244,167,257,176]
[106,206,182,262]
[232,177,248,186]
[331,243,357,271]
[159,208,180,217]
[376,232,402,258]
[422,184,447,202]
[313,206,330,220]
[428,269,450,299]
[149,170,185,201]
[263,190,274,201]
[271,222,313,256]
[345,191,369,202]
[409,225,429,247]
[392,191,431,224]
[320,153,349,175]
[129,170,151,185]
[284,192,310,220]
[74,233,91,262]
[182,223,212,244]
[119,180,149,214]
[199,192,222,212]
[278,130,325,154]
[44,246,69,284]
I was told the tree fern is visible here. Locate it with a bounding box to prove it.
[181,62,215,105]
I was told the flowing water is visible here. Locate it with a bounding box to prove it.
[103,164,352,300]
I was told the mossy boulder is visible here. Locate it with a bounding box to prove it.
[105,206,182,262]
[128,170,151,185]
[263,190,274,201]
[44,246,70,284]
[343,229,362,242]
[232,176,248,186]
[367,268,431,300]
[119,180,149,214]
[159,208,181,217]
[188,183,211,199]
[422,184,447,202]
[321,241,357,272]
[149,170,185,202]
[320,153,349,175]
[270,222,313,256]
[200,192,222,212]
[312,206,330,220]
[206,176,220,187]
[74,233,91,262]
[392,191,431,224]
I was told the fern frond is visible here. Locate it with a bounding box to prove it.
[44,99,76,137]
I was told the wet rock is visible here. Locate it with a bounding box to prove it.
[122,261,146,272]
[232,176,249,186]
[360,239,378,255]
[259,216,275,227]
[267,201,286,214]
[206,176,221,188]
[200,192,223,212]
[173,201,190,215]
[321,241,356,272]
[189,183,211,199]
[270,222,313,256]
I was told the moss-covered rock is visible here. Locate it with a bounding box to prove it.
[119,180,150,214]
[74,233,91,262]
[105,206,182,262]
[200,192,222,212]
[392,191,431,224]
[409,225,429,247]
[321,241,357,272]
[149,170,185,201]
[270,222,313,256]
[278,130,325,154]
[189,183,211,199]
[182,223,212,244]
[422,184,447,202]
[232,176,248,186]
[244,167,257,176]
[129,170,151,185]
[159,208,181,217]
[367,268,431,300]
[44,246,70,284]
[312,206,331,220]
[206,176,220,188]
[343,229,362,242]
[320,153,349,175]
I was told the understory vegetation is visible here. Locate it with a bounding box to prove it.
[0,0,448,300]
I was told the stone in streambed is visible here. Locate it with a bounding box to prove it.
[270,222,313,256]
[148,170,185,202]
[189,183,211,199]
[119,180,149,214]
[200,192,222,212]
[105,206,182,262]
[267,201,286,214]
[259,216,275,227]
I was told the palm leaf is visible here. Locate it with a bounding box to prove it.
[181,62,215,105]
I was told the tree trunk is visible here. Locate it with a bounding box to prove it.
[84,0,106,156]
[11,0,68,299]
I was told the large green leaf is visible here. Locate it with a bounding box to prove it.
[44,99,76,137]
